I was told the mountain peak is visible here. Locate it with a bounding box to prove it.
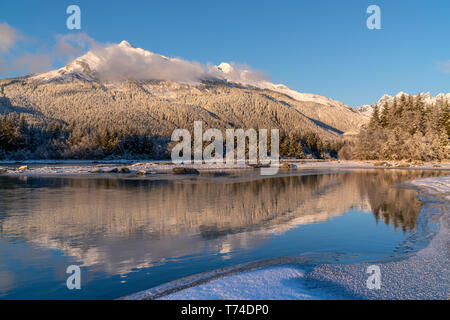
[28,41,353,111]
[217,62,234,74]
[119,40,133,48]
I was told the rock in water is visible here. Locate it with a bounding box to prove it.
[374,161,391,167]
[173,167,200,175]
[396,163,410,168]
[281,162,296,169]
[251,163,270,169]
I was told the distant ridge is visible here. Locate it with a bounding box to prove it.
[355,92,450,117]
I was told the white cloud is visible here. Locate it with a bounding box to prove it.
[0,30,97,76]
[0,22,21,52]
[89,41,209,83]
[78,41,270,85]
[0,27,270,85]
[438,60,450,74]
[53,33,97,62]
[11,53,53,74]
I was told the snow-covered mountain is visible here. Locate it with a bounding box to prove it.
[0,40,368,141]
[355,92,450,117]
[32,40,351,110]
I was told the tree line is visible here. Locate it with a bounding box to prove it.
[340,94,449,161]
[4,92,445,161]
[0,114,162,160]
[0,113,343,160]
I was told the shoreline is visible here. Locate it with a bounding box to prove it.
[123,174,450,300]
[302,176,449,299]
[1,160,449,177]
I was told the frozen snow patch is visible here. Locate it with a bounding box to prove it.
[159,266,340,300]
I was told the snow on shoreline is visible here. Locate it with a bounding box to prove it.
[123,175,449,300]
[1,160,449,176]
[0,160,249,175]
[159,266,346,300]
[407,175,450,200]
[303,176,449,300]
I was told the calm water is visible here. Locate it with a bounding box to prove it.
[0,169,445,299]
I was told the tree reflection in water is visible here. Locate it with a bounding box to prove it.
[0,169,445,281]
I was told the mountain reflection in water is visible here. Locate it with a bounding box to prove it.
[0,169,445,298]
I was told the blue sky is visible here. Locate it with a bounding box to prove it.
[1,0,449,107]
